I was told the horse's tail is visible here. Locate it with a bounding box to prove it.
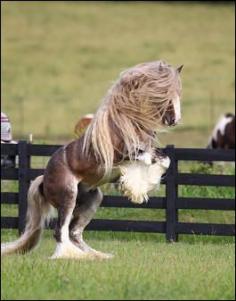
[1,175,53,256]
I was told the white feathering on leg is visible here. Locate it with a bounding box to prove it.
[119,155,170,204]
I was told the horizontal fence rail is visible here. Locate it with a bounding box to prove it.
[1,141,235,240]
[177,173,235,186]
[175,148,235,161]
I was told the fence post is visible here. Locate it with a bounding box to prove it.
[165,145,178,242]
[18,141,30,234]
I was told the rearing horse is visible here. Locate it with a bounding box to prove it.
[1,61,183,259]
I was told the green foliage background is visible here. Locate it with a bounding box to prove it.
[2,1,235,146]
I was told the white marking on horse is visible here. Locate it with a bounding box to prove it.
[173,95,181,124]
[159,156,171,169]
[84,114,94,119]
[50,241,90,259]
[212,115,233,140]
[136,152,152,165]
[119,155,170,204]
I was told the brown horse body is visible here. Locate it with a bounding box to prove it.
[1,61,183,259]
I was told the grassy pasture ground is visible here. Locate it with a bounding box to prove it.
[1,164,235,300]
[1,1,235,300]
[1,1,235,146]
[1,230,235,300]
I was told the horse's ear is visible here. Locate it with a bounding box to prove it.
[159,60,167,71]
[176,65,184,73]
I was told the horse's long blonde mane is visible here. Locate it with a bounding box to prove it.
[82,60,182,175]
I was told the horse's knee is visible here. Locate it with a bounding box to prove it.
[52,187,78,243]
[76,186,103,207]
[69,187,103,237]
[90,187,103,204]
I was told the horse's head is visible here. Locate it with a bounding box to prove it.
[83,60,183,176]
[161,93,182,127]
[117,60,183,129]
[158,64,183,127]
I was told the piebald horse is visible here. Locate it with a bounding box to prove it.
[1,61,183,259]
[207,113,235,149]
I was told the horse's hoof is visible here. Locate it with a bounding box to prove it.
[92,251,114,260]
[49,253,94,260]
[49,242,94,260]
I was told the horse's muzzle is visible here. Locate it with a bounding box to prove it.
[163,115,176,126]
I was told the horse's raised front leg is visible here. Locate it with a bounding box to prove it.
[50,178,93,260]
[69,184,113,259]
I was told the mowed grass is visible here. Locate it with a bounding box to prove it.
[1,1,235,146]
[1,230,235,301]
[1,159,235,301]
[1,163,235,300]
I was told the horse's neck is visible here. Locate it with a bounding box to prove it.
[109,117,155,159]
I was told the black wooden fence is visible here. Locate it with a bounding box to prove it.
[1,141,235,241]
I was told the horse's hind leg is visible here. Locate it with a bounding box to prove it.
[69,184,113,259]
[49,179,93,260]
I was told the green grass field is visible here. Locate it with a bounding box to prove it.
[1,1,235,146]
[1,1,235,300]
[1,231,235,300]
[1,163,235,300]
